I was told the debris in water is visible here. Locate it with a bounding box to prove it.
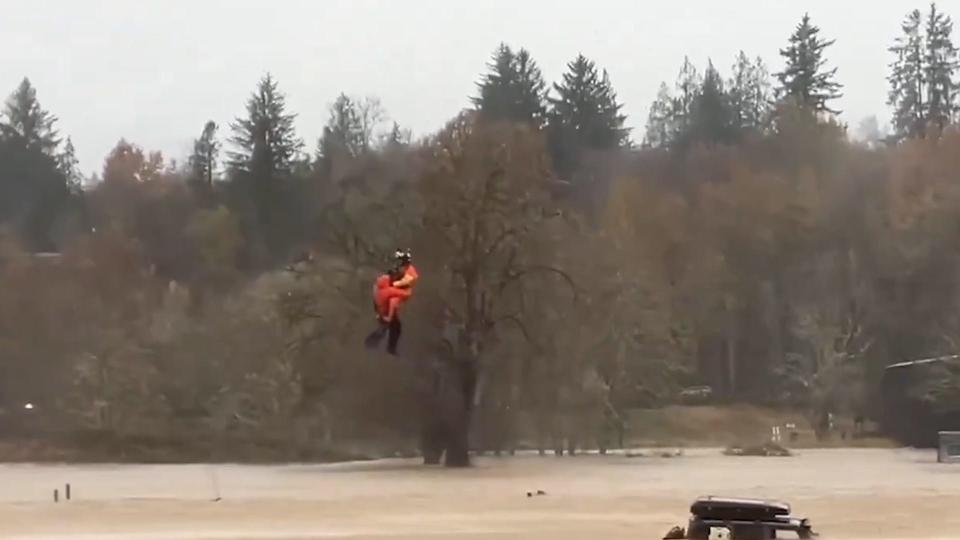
[724,441,792,457]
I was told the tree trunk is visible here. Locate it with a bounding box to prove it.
[764,277,788,373]
[419,352,457,465]
[445,418,471,467]
[723,294,739,399]
[726,335,737,398]
[421,423,444,465]
[443,358,477,468]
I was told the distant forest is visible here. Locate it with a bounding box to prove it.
[1,8,959,465]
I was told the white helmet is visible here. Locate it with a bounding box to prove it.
[394,248,412,264]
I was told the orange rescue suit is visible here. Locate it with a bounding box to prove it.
[373,263,418,322]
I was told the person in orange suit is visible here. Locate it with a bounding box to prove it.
[366,249,418,355]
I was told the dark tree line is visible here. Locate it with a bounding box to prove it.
[888,3,959,139]
[644,13,844,150]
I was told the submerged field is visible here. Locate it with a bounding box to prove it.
[1,448,958,539]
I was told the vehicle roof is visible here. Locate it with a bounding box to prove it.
[692,495,790,509]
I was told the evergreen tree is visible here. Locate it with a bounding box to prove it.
[228,74,303,178]
[647,55,763,149]
[685,60,737,146]
[644,82,676,148]
[644,57,704,149]
[0,79,73,250]
[316,93,364,166]
[315,93,388,168]
[547,54,629,175]
[472,44,548,126]
[227,74,303,259]
[729,52,752,129]
[383,121,412,149]
[513,49,548,127]
[775,13,843,114]
[189,121,219,196]
[748,57,773,128]
[57,137,82,191]
[729,52,773,131]
[889,10,927,139]
[674,56,703,129]
[0,137,69,251]
[925,3,959,133]
[472,44,517,117]
[1,78,61,155]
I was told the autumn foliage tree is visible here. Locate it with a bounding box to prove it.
[414,112,576,464]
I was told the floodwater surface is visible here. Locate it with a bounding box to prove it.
[1,448,958,539]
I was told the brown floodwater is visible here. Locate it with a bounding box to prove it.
[1,448,958,539]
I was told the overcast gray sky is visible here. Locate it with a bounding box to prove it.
[0,0,947,175]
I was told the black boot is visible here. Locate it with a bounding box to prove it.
[364,319,389,349]
[386,318,403,355]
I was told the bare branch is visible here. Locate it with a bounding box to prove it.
[497,264,579,301]
[483,224,528,259]
[490,313,542,352]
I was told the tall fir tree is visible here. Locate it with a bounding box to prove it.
[384,121,412,149]
[316,93,363,167]
[889,9,927,139]
[189,121,219,197]
[0,137,69,251]
[547,54,629,175]
[924,3,959,133]
[472,44,517,117]
[228,74,303,259]
[686,60,737,146]
[57,137,82,191]
[0,78,73,250]
[513,49,548,127]
[775,13,843,114]
[472,44,548,126]
[1,78,61,155]
[228,74,303,178]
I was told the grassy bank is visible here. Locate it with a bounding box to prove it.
[0,405,895,463]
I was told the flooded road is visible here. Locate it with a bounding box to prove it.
[1,448,958,539]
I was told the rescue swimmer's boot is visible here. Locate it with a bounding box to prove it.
[386,318,402,355]
[364,318,389,349]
